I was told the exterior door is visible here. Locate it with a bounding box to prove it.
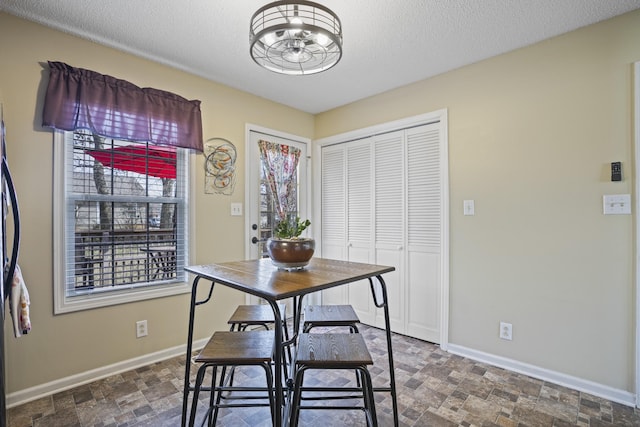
[246,127,309,305]
[247,128,309,261]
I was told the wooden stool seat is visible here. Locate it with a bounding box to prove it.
[195,330,275,364]
[290,333,377,426]
[189,330,275,426]
[227,303,292,374]
[303,305,360,332]
[296,332,372,366]
[227,303,287,330]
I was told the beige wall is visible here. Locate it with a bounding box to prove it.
[0,13,314,394]
[316,10,640,392]
[1,7,640,401]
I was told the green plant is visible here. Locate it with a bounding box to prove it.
[273,216,311,239]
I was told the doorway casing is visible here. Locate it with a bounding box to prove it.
[634,61,640,408]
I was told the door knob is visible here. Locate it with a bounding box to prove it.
[252,236,259,244]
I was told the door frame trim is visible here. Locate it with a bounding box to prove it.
[313,109,450,349]
[633,61,639,408]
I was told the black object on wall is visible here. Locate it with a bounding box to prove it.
[611,161,622,182]
[0,109,21,427]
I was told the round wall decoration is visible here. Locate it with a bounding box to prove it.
[203,137,237,195]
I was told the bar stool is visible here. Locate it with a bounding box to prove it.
[302,304,362,387]
[227,303,292,371]
[188,330,276,427]
[227,303,287,332]
[289,333,377,427]
[303,305,360,333]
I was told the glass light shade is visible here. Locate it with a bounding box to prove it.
[250,1,343,75]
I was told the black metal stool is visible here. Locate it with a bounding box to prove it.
[303,304,360,333]
[188,330,276,427]
[289,333,377,427]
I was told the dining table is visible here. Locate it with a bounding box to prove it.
[181,257,399,427]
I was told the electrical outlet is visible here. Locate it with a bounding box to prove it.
[499,321,512,341]
[136,320,148,338]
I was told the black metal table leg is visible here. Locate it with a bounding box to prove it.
[369,275,399,426]
[181,276,216,427]
[266,300,284,426]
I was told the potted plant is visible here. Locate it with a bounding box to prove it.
[266,215,315,269]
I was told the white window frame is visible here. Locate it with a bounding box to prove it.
[53,130,194,314]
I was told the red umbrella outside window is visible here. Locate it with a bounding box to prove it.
[85,144,177,179]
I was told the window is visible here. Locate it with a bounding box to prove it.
[42,62,201,313]
[54,129,191,313]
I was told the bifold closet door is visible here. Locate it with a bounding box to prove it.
[320,122,443,343]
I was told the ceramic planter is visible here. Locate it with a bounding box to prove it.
[266,237,315,269]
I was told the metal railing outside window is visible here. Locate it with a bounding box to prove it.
[65,130,187,296]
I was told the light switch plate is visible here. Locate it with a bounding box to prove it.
[230,202,243,216]
[463,200,475,216]
[603,194,631,215]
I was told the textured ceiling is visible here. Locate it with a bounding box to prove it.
[2,0,640,114]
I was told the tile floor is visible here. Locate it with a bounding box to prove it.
[7,324,640,426]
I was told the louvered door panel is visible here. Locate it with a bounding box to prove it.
[407,124,440,248]
[321,145,346,250]
[347,141,372,244]
[374,131,405,332]
[346,139,375,324]
[374,131,404,245]
[406,123,441,342]
[321,145,348,305]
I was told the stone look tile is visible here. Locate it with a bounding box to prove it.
[7,324,640,427]
[535,396,578,423]
[462,394,503,423]
[31,407,80,427]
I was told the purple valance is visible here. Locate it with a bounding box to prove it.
[42,61,203,152]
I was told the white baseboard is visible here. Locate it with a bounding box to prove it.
[6,337,209,409]
[447,343,636,408]
[9,339,636,410]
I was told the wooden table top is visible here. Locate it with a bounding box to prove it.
[184,257,395,301]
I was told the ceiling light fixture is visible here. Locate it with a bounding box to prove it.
[250,1,343,75]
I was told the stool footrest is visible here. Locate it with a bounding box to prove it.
[298,386,367,393]
[299,394,366,402]
[298,405,369,411]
